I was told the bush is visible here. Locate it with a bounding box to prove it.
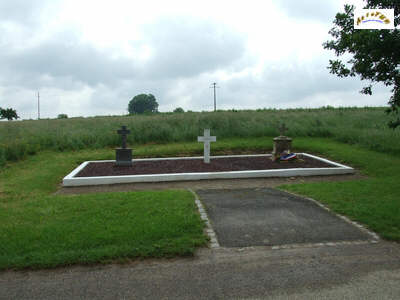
[173,107,184,113]
[128,94,159,114]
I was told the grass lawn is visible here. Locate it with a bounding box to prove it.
[0,136,399,270]
[0,150,208,270]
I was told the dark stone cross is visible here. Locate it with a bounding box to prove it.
[115,125,133,166]
[117,125,130,149]
[278,123,288,136]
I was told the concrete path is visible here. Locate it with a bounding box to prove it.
[197,188,373,247]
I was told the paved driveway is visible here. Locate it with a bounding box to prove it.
[196,188,373,247]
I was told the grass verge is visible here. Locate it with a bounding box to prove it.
[0,149,209,270]
[0,191,206,270]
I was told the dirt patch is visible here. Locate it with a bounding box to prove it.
[76,155,332,177]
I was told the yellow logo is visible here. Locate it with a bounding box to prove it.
[354,9,394,29]
[356,11,391,25]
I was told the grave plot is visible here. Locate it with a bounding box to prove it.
[62,127,354,186]
[63,153,354,186]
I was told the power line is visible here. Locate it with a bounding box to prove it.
[210,82,220,112]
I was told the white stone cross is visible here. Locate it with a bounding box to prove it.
[197,129,216,163]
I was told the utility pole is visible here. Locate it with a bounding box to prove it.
[37,91,40,120]
[210,82,219,112]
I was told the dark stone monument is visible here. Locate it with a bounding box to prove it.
[272,123,292,161]
[116,125,133,166]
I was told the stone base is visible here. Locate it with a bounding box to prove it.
[115,148,133,166]
[272,136,292,161]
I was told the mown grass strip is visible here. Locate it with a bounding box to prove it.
[0,190,206,269]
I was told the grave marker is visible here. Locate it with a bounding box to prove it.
[118,125,130,149]
[116,125,133,166]
[198,129,216,163]
[272,123,292,161]
[278,123,288,137]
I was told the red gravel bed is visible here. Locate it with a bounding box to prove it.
[76,155,334,177]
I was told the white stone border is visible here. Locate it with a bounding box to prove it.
[62,153,354,187]
[188,188,220,248]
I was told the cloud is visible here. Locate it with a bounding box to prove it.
[0,13,248,118]
[1,33,138,89]
[140,17,247,79]
[0,0,391,120]
[0,0,41,23]
[276,0,339,22]
[0,0,63,32]
[217,56,390,109]
[1,16,246,86]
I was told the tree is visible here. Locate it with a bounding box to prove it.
[173,107,184,113]
[57,114,68,119]
[0,107,19,121]
[323,1,400,128]
[128,94,159,114]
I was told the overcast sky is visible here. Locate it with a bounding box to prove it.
[0,0,393,119]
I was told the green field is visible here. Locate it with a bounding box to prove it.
[0,108,399,270]
[1,107,399,166]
